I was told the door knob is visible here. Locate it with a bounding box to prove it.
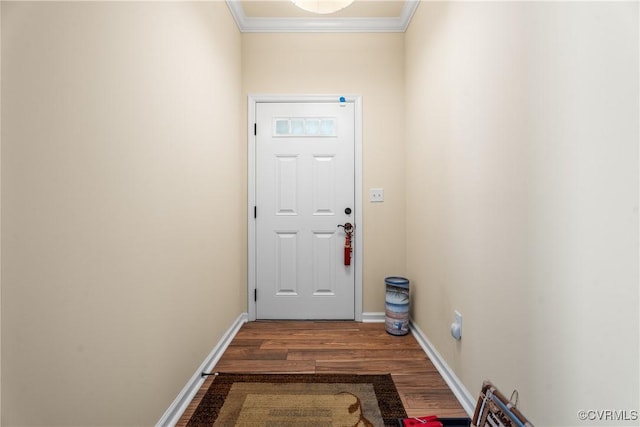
[338,222,354,233]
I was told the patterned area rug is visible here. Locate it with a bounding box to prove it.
[186,373,407,427]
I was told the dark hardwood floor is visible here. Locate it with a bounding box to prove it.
[177,321,468,425]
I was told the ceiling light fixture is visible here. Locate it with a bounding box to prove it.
[291,0,355,15]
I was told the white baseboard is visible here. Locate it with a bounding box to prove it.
[409,319,476,417]
[156,312,248,427]
[361,312,385,323]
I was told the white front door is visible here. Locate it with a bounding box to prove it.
[255,101,355,319]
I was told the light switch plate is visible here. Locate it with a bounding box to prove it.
[369,188,384,202]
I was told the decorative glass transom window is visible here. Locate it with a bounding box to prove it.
[273,117,337,137]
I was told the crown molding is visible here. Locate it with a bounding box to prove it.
[226,0,419,33]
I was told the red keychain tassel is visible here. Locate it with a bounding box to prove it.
[344,241,351,266]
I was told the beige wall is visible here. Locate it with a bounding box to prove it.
[1,2,244,425]
[243,33,406,313]
[0,2,3,420]
[406,2,639,425]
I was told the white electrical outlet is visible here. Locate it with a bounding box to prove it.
[369,188,384,202]
[451,310,462,340]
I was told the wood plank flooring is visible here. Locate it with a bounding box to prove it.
[177,321,468,425]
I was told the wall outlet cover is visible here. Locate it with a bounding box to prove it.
[369,188,384,202]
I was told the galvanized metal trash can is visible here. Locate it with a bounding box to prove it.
[385,276,410,335]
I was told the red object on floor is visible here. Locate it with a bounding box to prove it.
[402,415,444,427]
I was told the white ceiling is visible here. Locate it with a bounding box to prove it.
[226,0,420,32]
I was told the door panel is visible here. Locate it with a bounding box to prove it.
[256,102,355,319]
[275,231,298,295]
[275,156,298,214]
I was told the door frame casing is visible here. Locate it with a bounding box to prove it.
[247,94,363,321]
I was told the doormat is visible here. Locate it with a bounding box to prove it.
[186,373,407,426]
